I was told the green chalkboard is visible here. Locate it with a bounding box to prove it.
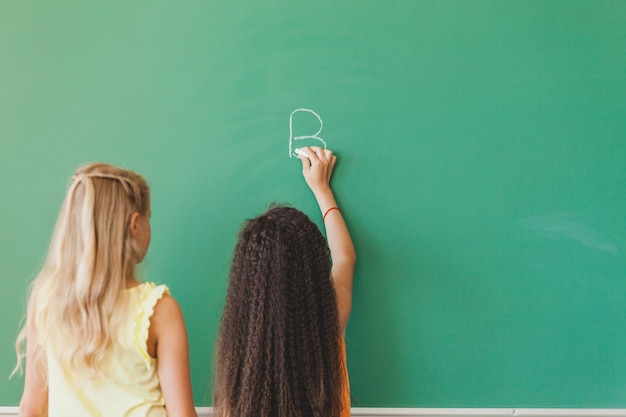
[1,0,625,408]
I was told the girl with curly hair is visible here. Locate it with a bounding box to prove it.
[214,146,356,417]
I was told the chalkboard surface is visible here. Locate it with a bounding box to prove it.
[1,1,625,408]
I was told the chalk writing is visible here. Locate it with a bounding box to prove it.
[289,108,327,157]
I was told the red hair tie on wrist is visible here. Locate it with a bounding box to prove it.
[322,206,340,223]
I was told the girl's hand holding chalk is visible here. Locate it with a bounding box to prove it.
[294,148,311,158]
[298,146,336,194]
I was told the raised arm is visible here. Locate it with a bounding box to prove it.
[297,146,356,337]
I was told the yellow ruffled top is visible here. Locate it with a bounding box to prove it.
[133,282,169,369]
[46,282,170,417]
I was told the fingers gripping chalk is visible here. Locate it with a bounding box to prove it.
[294,148,311,158]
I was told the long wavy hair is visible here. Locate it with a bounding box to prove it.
[13,162,150,379]
[214,206,343,417]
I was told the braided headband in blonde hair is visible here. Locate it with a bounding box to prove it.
[72,172,141,202]
[72,172,132,183]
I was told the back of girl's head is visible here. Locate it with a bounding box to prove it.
[215,205,343,417]
[14,162,150,378]
[59,163,150,279]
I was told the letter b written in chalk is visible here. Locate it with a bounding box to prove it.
[289,108,327,158]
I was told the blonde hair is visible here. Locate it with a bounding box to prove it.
[13,162,150,379]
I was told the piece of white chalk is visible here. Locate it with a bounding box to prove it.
[294,148,310,158]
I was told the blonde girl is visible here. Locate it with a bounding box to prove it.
[14,163,197,417]
[214,146,356,417]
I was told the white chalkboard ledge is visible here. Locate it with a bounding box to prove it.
[1,408,625,416]
[348,410,626,417]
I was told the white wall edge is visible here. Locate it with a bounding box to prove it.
[1,407,625,416]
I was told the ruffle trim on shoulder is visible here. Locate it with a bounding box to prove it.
[134,282,170,369]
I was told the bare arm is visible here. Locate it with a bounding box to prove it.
[19,321,48,417]
[150,294,198,417]
[298,146,356,337]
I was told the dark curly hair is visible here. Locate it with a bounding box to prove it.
[214,205,343,417]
